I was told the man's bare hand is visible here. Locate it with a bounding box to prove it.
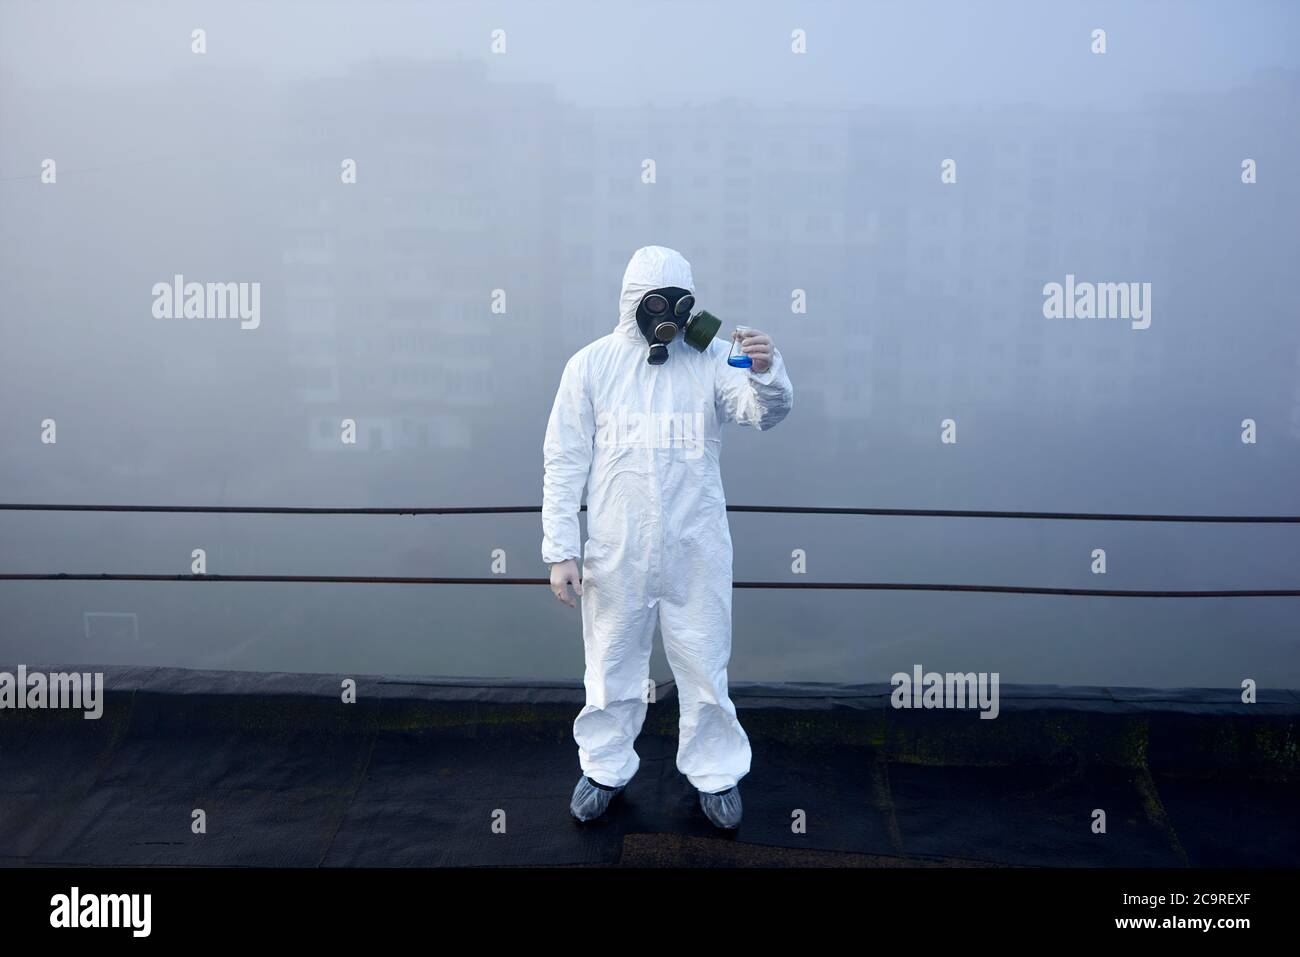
[550,558,583,607]
[736,328,774,373]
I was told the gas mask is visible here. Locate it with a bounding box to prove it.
[635,287,722,365]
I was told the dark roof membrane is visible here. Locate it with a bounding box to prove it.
[0,666,1295,868]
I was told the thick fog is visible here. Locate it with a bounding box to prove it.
[1,1,1297,687]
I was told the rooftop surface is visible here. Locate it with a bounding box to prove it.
[1,666,1296,867]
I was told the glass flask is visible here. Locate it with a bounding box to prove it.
[728,328,753,368]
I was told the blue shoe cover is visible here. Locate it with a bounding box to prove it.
[699,786,742,829]
[570,775,623,821]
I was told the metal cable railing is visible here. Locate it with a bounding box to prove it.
[0,572,1294,598]
[1,501,1297,598]
[2,502,1298,522]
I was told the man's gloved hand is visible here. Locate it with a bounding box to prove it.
[737,328,774,373]
[550,558,583,607]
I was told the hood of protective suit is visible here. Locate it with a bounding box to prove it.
[616,245,695,342]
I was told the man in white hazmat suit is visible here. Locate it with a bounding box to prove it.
[542,245,793,829]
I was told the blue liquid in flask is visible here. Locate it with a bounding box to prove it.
[728,335,753,368]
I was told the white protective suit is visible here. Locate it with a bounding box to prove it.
[542,246,794,793]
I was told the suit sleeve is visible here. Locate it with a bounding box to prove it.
[542,353,596,564]
[715,346,794,431]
